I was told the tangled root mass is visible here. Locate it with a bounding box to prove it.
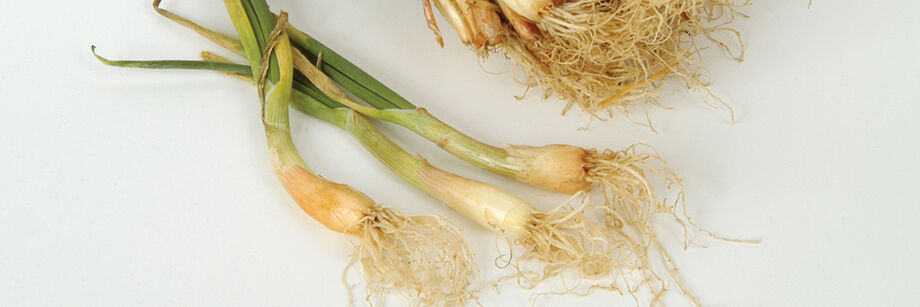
[348,205,479,306]
[498,194,675,304]
[489,0,748,118]
[501,145,753,305]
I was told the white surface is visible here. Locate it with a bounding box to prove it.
[1,1,919,306]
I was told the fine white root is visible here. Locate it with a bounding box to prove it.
[347,205,480,306]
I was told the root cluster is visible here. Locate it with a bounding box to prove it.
[463,0,748,117]
[513,196,633,286]
[501,145,725,304]
[348,205,479,306]
[502,194,674,303]
[585,145,683,225]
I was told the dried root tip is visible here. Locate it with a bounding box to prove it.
[505,144,591,194]
[350,206,480,306]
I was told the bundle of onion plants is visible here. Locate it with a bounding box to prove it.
[96,1,753,305]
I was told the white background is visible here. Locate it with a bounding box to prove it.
[2,1,918,306]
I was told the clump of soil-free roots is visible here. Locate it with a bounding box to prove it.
[427,0,748,119]
[347,205,479,306]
